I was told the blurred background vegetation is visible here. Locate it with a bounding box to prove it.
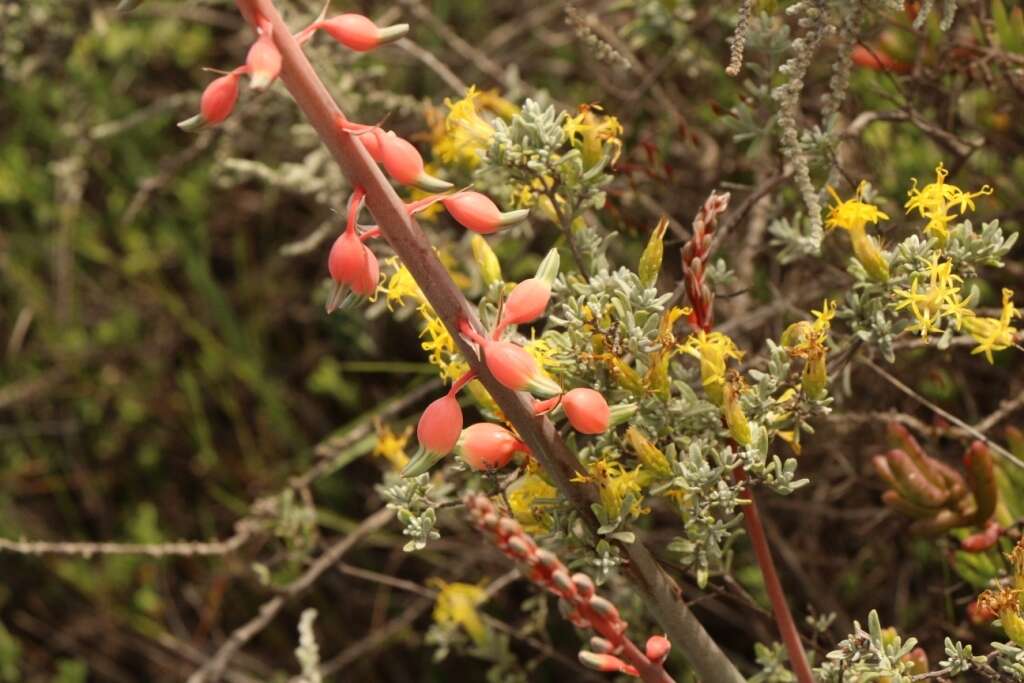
[1,0,1022,681]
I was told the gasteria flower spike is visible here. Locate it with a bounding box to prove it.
[403,395,465,477]
[456,423,529,471]
[441,191,530,234]
[316,13,409,52]
[562,388,610,435]
[246,27,282,91]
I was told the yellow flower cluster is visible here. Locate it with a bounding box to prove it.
[563,103,624,169]
[572,459,648,520]
[382,259,468,382]
[430,86,516,168]
[962,288,1021,363]
[894,255,969,338]
[905,162,993,245]
[679,330,744,405]
[429,579,490,647]
[507,468,558,532]
[372,421,412,470]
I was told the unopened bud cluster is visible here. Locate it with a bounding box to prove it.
[464,493,672,679]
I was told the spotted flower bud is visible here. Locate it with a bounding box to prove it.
[456,423,528,471]
[442,191,529,234]
[562,388,610,435]
[482,339,560,397]
[402,395,464,477]
[318,14,409,52]
[246,30,282,91]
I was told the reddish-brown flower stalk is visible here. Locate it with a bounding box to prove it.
[464,493,676,683]
[222,4,745,680]
[682,192,814,683]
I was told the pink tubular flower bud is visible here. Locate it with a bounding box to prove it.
[456,423,528,471]
[199,73,240,125]
[246,30,281,91]
[377,131,453,192]
[645,635,671,664]
[403,394,464,477]
[318,14,409,52]
[562,388,610,435]
[349,245,380,297]
[442,191,530,234]
[327,229,365,285]
[500,278,551,329]
[482,339,560,397]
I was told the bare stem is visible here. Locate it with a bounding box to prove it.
[230,1,744,681]
[734,467,815,683]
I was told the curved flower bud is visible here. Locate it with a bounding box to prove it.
[442,191,529,234]
[198,73,240,126]
[403,394,464,477]
[327,229,365,284]
[645,635,671,664]
[246,30,282,91]
[500,278,551,328]
[562,388,610,435]
[377,131,453,192]
[482,339,560,397]
[456,423,528,471]
[318,14,409,52]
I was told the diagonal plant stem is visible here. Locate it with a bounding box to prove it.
[230,1,744,681]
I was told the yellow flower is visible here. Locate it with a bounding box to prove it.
[382,259,425,310]
[507,470,558,532]
[905,162,993,245]
[722,371,752,446]
[962,288,1021,363]
[523,334,560,371]
[575,459,648,520]
[433,86,508,168]
[893,256,969,339]
[564,103,624,169]
[470,235,502,286]
[826,183,891,282]
[978,589,1024,646]
[373,420,412,470]
[626,426,672,479]
[680,331,744,405]
[429,579,490,647]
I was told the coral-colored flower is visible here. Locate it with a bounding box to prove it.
[562,388,610,435]
[317,14,409,52]
[402,394,464,477]
[456,423,528,471]
[200,73,241,125]
[645,635,671,663]
[376,131,453,192]
[246,30,281,91]
[442,191,529,234]
[482,339,560,397]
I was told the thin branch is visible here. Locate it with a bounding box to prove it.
[187,507,394,683]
